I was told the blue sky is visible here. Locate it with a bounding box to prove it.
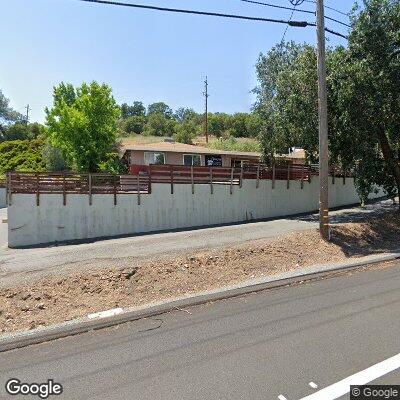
[1,0,352,123]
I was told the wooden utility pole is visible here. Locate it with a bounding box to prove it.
[316,0,330,240]
[25,104,31,125]
[203,76,209,143]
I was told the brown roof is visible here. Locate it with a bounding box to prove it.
[121,141,260,158]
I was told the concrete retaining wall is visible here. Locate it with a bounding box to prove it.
[7,178,385,247]
[0,188,6,209]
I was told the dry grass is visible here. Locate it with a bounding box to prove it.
[1,211,399,333]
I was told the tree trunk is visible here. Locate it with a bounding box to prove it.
[376,130,400,208]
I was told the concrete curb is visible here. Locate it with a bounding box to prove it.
[1,252,399,352]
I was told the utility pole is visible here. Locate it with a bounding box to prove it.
[316,0,330,240]
[203,76,209,143]
[25,104,31,125]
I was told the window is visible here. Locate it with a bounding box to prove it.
[205,155,222,167]
[183,154,201,166]
[232,160,243,168]
[144,152,165,165]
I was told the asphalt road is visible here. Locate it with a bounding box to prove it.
[1,263,399,400]
[0,200,395,287]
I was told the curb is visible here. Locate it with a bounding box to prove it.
[1,252,399,352]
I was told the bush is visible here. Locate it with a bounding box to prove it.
[173,121,197,144]
[98,152,127,174]
[0,139,46,175]
[208,137,260,153]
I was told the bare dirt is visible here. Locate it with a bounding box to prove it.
[1,211,399,334]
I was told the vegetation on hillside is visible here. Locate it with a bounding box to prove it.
[208,137,260,153]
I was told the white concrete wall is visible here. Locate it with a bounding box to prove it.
[7,178,385,247]
[0,188,6,209]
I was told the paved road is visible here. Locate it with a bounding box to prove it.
[1,264,399,400]
[0,201,395,287]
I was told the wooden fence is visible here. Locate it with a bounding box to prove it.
[6,172,150,206]
[5,164,353,206]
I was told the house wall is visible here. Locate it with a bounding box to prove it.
[130,150,232,167]
[0,188,6,209]
[7,177,385,248]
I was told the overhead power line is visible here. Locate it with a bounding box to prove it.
[76,0,348,38]
[303,0,349,17]
[325,27,348,39]
[239,0,350,28]
[281,2,298,42]
[78,0,313,26]
[238,0,314,15]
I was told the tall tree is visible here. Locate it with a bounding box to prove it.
[0,89,24,140]
[45,81,120,172]
[173,107,199,123]
[143,113,175,137]
[121,101,146,118]
[341,0,400,200]
[255,1,400,202]
[147,102,173,119]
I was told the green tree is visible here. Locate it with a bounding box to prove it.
[230,113,249,137]
[1,122,45,142]
[174,108,200,123]
[147,102,173,119]
[254,1,400,202]
[45,81,120,172]
[122,115,146,135]
[0,90,24,139]
[207,113,230,138]
[173,121,197,144]
[253,41,309,163]
[121,101,146,118]
[339,0,400,200]
[245,113,263,138]
[42,143,69,172]
[143,113,176,137]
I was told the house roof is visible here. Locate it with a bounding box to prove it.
[121,141,261,158]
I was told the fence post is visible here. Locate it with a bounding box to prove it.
[272,163,276,189]
[148,165,152,194]
[6,172,11,206]
[137,174,141,205]
[301,164,304,189]
[342,168,346,185]
[113,174,117,205]
[239,165,243,188]
[36,173,40,206]
[210,167,213,194]
[256,163,260,189]
[230,167,234,195]
[88,173,92,206]
[191,165,194,194]
[62,172,66,206]
[170,165,174,194]
[308,165,312,183]
[332,164,335,185]
[287,164,290,189]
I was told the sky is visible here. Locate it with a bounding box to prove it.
[0,0,353,123]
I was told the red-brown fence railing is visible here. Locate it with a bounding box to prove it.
[6,172,150,206]
[6,164,353,205]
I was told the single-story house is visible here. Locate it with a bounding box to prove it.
[121,140,261,169]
